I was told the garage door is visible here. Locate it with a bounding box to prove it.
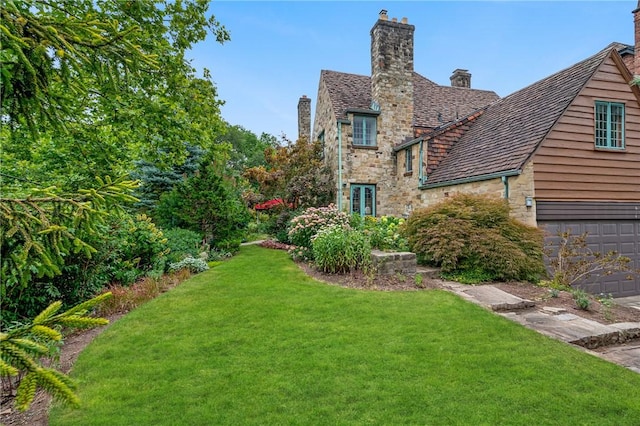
[537,202,640,298]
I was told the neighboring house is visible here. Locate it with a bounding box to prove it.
[299,9,640,297]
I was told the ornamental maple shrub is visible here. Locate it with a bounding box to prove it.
[402,194,545,282]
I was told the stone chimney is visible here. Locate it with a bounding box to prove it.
[450,69,471,88]
[634,1,640,75]
[370,11,415,144]
[297,95,311,141]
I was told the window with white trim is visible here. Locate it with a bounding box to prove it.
[595,101,624,149]
[353,115,377,146]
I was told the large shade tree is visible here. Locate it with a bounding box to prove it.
[1,0,230,323]
[1,0,230,190]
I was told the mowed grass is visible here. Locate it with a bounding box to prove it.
[51,245,640,425]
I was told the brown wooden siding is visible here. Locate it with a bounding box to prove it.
[533,56,640,202]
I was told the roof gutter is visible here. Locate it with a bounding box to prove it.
[419,169,521,190]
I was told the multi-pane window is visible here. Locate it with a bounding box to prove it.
[353,115,377,146]
[595,101,625,149]
[405,147,412,172]
[351,184,376,217]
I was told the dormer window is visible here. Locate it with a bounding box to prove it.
[595,101,624,149]
[353,115,377,146]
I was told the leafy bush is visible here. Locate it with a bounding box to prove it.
[1,213,169,327]
[363,216,409,251]
[168,256,209,274]
[403,194,545,282]
[571,288,591,310]
[163,228,206,264]
[288,205,351,260]
[266,208,298,244]
[312,226,372,273]
[155,157,250,251]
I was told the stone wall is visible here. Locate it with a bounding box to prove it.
[312,78,341,206]
[371,250,416,275]
[390,159,537,226]
[297,95,311,142]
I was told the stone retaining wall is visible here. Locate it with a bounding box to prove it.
[371,250,416,275]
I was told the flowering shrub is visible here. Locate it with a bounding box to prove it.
[168,256,210,274]
[312,226,372,273]
[363,215,409,251]
[287,204,351,259]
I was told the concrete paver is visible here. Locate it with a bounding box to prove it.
[614,295,640,311]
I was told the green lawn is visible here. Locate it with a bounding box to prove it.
[51,245,640,425]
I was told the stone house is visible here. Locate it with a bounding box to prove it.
[298,9,640,297]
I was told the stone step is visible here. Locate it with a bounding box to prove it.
[502,309,640,349]
[415,266,440,279]
[455,285,535,311]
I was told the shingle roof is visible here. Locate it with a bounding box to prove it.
[319,70,499,127]
[413,73,498,128]
[423,44,624,186]
[320,70,371,121]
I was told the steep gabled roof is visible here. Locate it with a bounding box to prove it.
[413,73,498,128]
[423,43,628,187]
[319,70,498,127]
[320,70,371,121]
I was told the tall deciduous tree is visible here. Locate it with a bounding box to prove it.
[0,1,230,320]
[1,0,230,190]
[244,137,335,209]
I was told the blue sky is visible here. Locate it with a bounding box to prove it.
[189,1,635,140]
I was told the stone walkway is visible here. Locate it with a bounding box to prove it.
[440,282,640,374]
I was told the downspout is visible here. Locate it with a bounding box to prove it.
[418,140,424,185]
[337,122,343,211]
[501,175,509,199]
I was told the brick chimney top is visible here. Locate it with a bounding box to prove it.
[379,9,388,20]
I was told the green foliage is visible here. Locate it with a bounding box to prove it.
[244,137,334,210]
[597,293,614,321]
[168,257,210,274]
[1,0,230,185]
[544,231,634,289]
[163,228,206,264]
[132,144,205,214]
[1,293,112,412]
[441,269,496,285]
[287,205,351,260]
[2,211,169,327]
[403,194,545,282]
[0,178,140,324]
[155,157,250,252]
[265,209,299,244]
[312,226,372,274]
[49,246,640,425]
[571,288,591,311]
[363,216,409,251]
[220,125,278,175]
